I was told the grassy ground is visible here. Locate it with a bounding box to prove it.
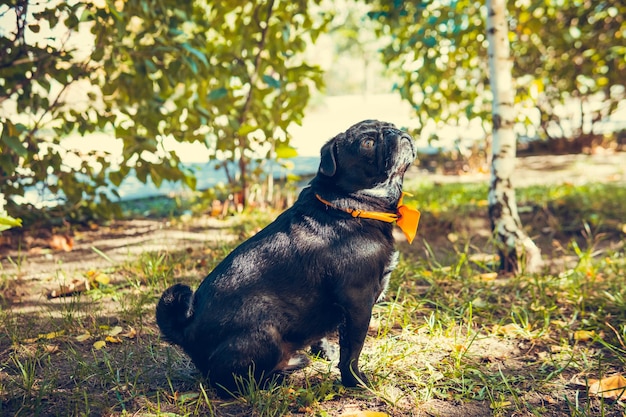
[1,180,626,416]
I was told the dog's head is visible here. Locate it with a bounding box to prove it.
[316,120,416,202]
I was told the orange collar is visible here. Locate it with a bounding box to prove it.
[315,192,420,244]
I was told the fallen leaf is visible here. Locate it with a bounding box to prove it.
[454,344,467,353]
[475,272,498,281]
[108,326,123,337]
[41,330,65,340]
[447,232,459,243]
[588,374,626,400]
[177,392,200,402]
[93,273,110,285]
[121,327,137,339]
[490,400,512,409]
[75,332,91,342]
[49,234,74,252]
[48,278,90,298]
[168,391,200,402]
[105,335,122,343]
[468,253,500,263]
[340,411,389,417]
[93,340,106,350]
[471,297,487,308]
[43,344,59,354]
[494,323,522,336]
[550,345,568,353]
[574,330,595,342]
[86,270,111,286]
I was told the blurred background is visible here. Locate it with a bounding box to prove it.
[1,0,624,224]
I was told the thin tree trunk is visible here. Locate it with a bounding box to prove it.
[486,0,542,274]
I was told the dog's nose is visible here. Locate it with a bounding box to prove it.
[383,128,403,138]
[382,129,415,165]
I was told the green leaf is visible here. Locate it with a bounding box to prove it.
[2,133,28,157]
[262,74,281,89]
[182,43,209,67]
[0,215,22,228]
[207,87,228,101]
[144,59,158,74]
[109,170,125,187]
[275,144,298,159]
[237,124,257,136]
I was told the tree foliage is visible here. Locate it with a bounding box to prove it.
[369,0,625,143]
[0,0,328,220]
[513,1,626,141]
[369,0,491,134]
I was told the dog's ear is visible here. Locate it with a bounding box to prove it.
[319,139,338,177]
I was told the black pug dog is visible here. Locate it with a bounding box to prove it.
[156,119,418,394]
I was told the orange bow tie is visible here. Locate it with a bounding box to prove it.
[315,192,421,244]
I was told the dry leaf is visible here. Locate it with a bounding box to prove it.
[340,411,389,417]
[588,374,626,400]
[105,335,122,344]
[43,344,59,354]
[447,232,459,243]
[49,234,74,252]
[574,330,595,342]
[475,272,498,281]
[108,326,123,337]
[75,332,91,342]
[490,400,512,409]
[93,340,106,350]
[178,392,200,402]
[86,270,111,286]
[121,327,137,339]
[468,253,500,263]
[94,273,110,285]
[41,330,65,340]
[494,323,522,336]
[48,278,90,298]
[493,323,530,337]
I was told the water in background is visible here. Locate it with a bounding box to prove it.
[116,156,320,201]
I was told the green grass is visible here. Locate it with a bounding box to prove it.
[1,182,626,416]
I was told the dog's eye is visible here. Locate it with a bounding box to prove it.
[361,138,375,149]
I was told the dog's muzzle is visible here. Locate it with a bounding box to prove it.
[383,128,416,169]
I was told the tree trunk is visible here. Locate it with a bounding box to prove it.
[486,0,542,274]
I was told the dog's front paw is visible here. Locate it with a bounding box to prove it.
[340,368,369,388]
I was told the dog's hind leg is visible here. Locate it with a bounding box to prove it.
[205,326,299,395]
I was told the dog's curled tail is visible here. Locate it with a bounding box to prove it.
[156,283,194,346]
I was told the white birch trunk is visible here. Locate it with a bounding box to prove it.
[486,0,542,273]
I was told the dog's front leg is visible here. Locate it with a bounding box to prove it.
[337,303,372,387]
